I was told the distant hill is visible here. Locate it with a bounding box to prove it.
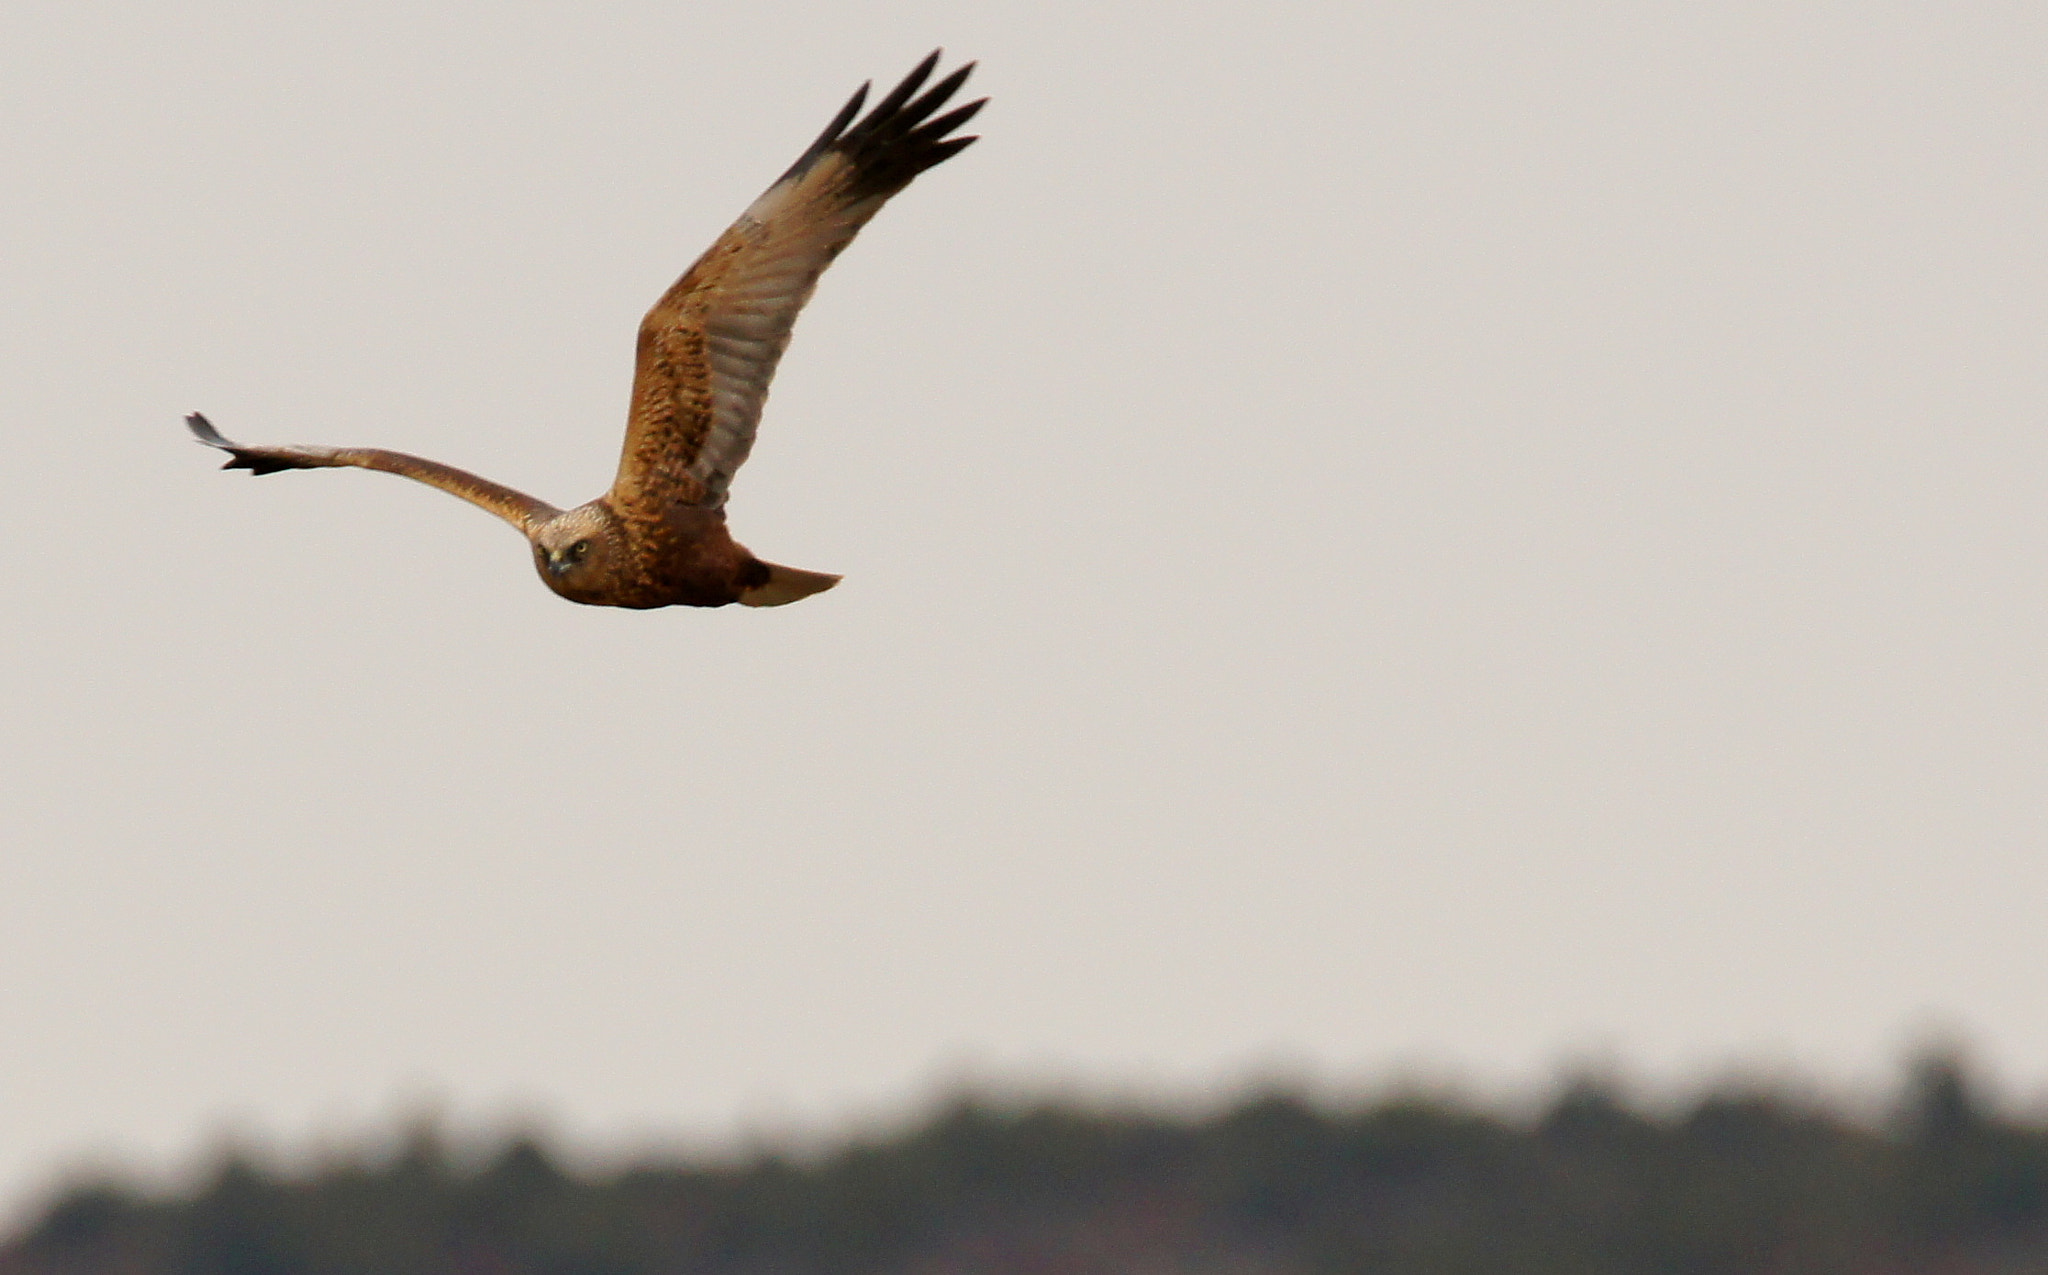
[7,1052,2047,1275]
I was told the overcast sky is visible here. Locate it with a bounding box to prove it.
[6,0,2048,1219]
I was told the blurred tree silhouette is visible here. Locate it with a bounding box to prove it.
[8,1050,2048,1275]
[1893,1047,2048,1257]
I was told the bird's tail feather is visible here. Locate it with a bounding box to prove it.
[739,562,842,608]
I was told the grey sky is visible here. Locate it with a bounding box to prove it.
[6,0,2048,1216]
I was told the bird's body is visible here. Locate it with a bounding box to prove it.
[188,52,983,609]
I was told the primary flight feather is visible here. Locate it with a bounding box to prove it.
[188,52,983,609]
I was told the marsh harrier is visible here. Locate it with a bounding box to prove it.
[188,52,983,608]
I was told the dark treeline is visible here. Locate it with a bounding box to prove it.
[8,1052,2048,1275]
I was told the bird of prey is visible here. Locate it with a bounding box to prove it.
[188,52,983,609]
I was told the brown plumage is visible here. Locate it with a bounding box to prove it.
[188,52,983,609]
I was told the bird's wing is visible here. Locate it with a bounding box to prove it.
[608,51,984,513]
[186,413,558,534]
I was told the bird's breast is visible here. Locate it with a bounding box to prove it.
[605,505,758,608]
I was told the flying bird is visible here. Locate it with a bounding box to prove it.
[188,52,983,609]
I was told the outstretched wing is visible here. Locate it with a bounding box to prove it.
[186,413,559,534]
[609,51,984,513]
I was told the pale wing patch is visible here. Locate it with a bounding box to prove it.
[607,54,981,516]
[687,189,888,502]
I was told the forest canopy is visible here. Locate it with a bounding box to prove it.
[7,1050,2047,1275]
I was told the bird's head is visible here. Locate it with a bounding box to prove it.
[531,504,620,602]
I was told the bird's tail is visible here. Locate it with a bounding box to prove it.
[739,562,843,607]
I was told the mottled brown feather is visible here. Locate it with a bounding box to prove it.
[186,413,558,533]
[186,53,979,610]
[609,52,983,516]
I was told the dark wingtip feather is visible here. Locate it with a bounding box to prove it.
[909,98,987,145]
[776,81,870,186]
[874,50,943,116]
[921,136,979,167]
[184,411,293,475]
[763,53,983,206]
[185,411,230,447]
[905,63,976,122]
[830,53,984,198]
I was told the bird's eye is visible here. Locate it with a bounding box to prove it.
[567,540,591,563]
